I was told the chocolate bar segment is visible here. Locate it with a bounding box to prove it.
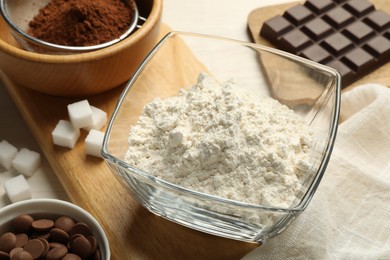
[343,21,376,42]
[321,33,354,55]
[259,0,390,88]
[343,0,375,17]
[341,48,375,73]
[323,7,355,29]
[284,5,315,25]
[363,10,390,31]
[301,45,333,63]
[304,0,336,14]
[363,35,390,60]
[260,16,294,39]
[302,18,334,40]
[280,29,312,52]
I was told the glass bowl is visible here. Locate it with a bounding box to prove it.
[102,31,341,243]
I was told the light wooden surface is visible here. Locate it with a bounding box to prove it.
[0,24,258,259]
[247,0,390,91]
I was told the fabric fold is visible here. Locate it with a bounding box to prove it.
[244,84,390,260]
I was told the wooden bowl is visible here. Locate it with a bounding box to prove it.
[0,0,162,97]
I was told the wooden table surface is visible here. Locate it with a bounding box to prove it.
[2,0,390,259]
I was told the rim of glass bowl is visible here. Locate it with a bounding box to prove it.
[102,31,341,213]
[0,0,139,53]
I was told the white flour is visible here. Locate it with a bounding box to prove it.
[125,73,313,208]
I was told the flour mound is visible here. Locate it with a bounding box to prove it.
[125,73,313,207]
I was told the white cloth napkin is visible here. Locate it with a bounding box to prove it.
[244,83,390,260]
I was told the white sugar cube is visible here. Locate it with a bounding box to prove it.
[68,100,93,128]
[4,175,32,203]
[85,129,105,158]
[83,106,107,131]
[52,120,81,149]
[12,148,41,177]
[0,140,18,170]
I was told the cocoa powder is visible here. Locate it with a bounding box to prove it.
[28,0,136,47]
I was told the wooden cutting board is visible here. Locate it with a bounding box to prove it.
[0,24,258,259]
[247,0,390,91]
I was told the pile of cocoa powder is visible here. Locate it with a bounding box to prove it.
[28,0,137,47]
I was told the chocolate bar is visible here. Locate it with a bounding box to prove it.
[260,0,390,88]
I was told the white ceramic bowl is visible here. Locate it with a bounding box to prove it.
[0,198,110,259]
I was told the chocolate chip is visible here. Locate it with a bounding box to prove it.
[45,245,68,260]
[69,223,92,238]
[50,228,70,245]
[10,251,33,260]
[11,215,34,234]
[62,253,82,260]
[37,238,49,256]
[87,236,98,253]
[48,242,65,249]
[31,219,54,233]
[93,249,101,260]
[9,247,23,258]
[23,239,45,259]
[15,234,28,248]
[54,216,75,234]
[0,232,17,253]
[69,235,93,258]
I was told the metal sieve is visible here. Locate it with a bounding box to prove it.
[0,0,141,54]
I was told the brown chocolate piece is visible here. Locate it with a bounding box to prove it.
[0,232,17,253]
[23,239,45,259]
[69,235,93,258]
[69,223,92,238]
[62,253,82,260]
[45,245,68,260]
[50,228,70,245]
[54,216,75,233]
[15,234,28,248]
[10,251,33,260]
[11,215,34,234]
[260,0,390,88]
[93,249,101,260]
[54,216,75,234]
[37,238,49,256]
[87,236,98,253]
[31,219,54,232]
[10,247,24,258]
